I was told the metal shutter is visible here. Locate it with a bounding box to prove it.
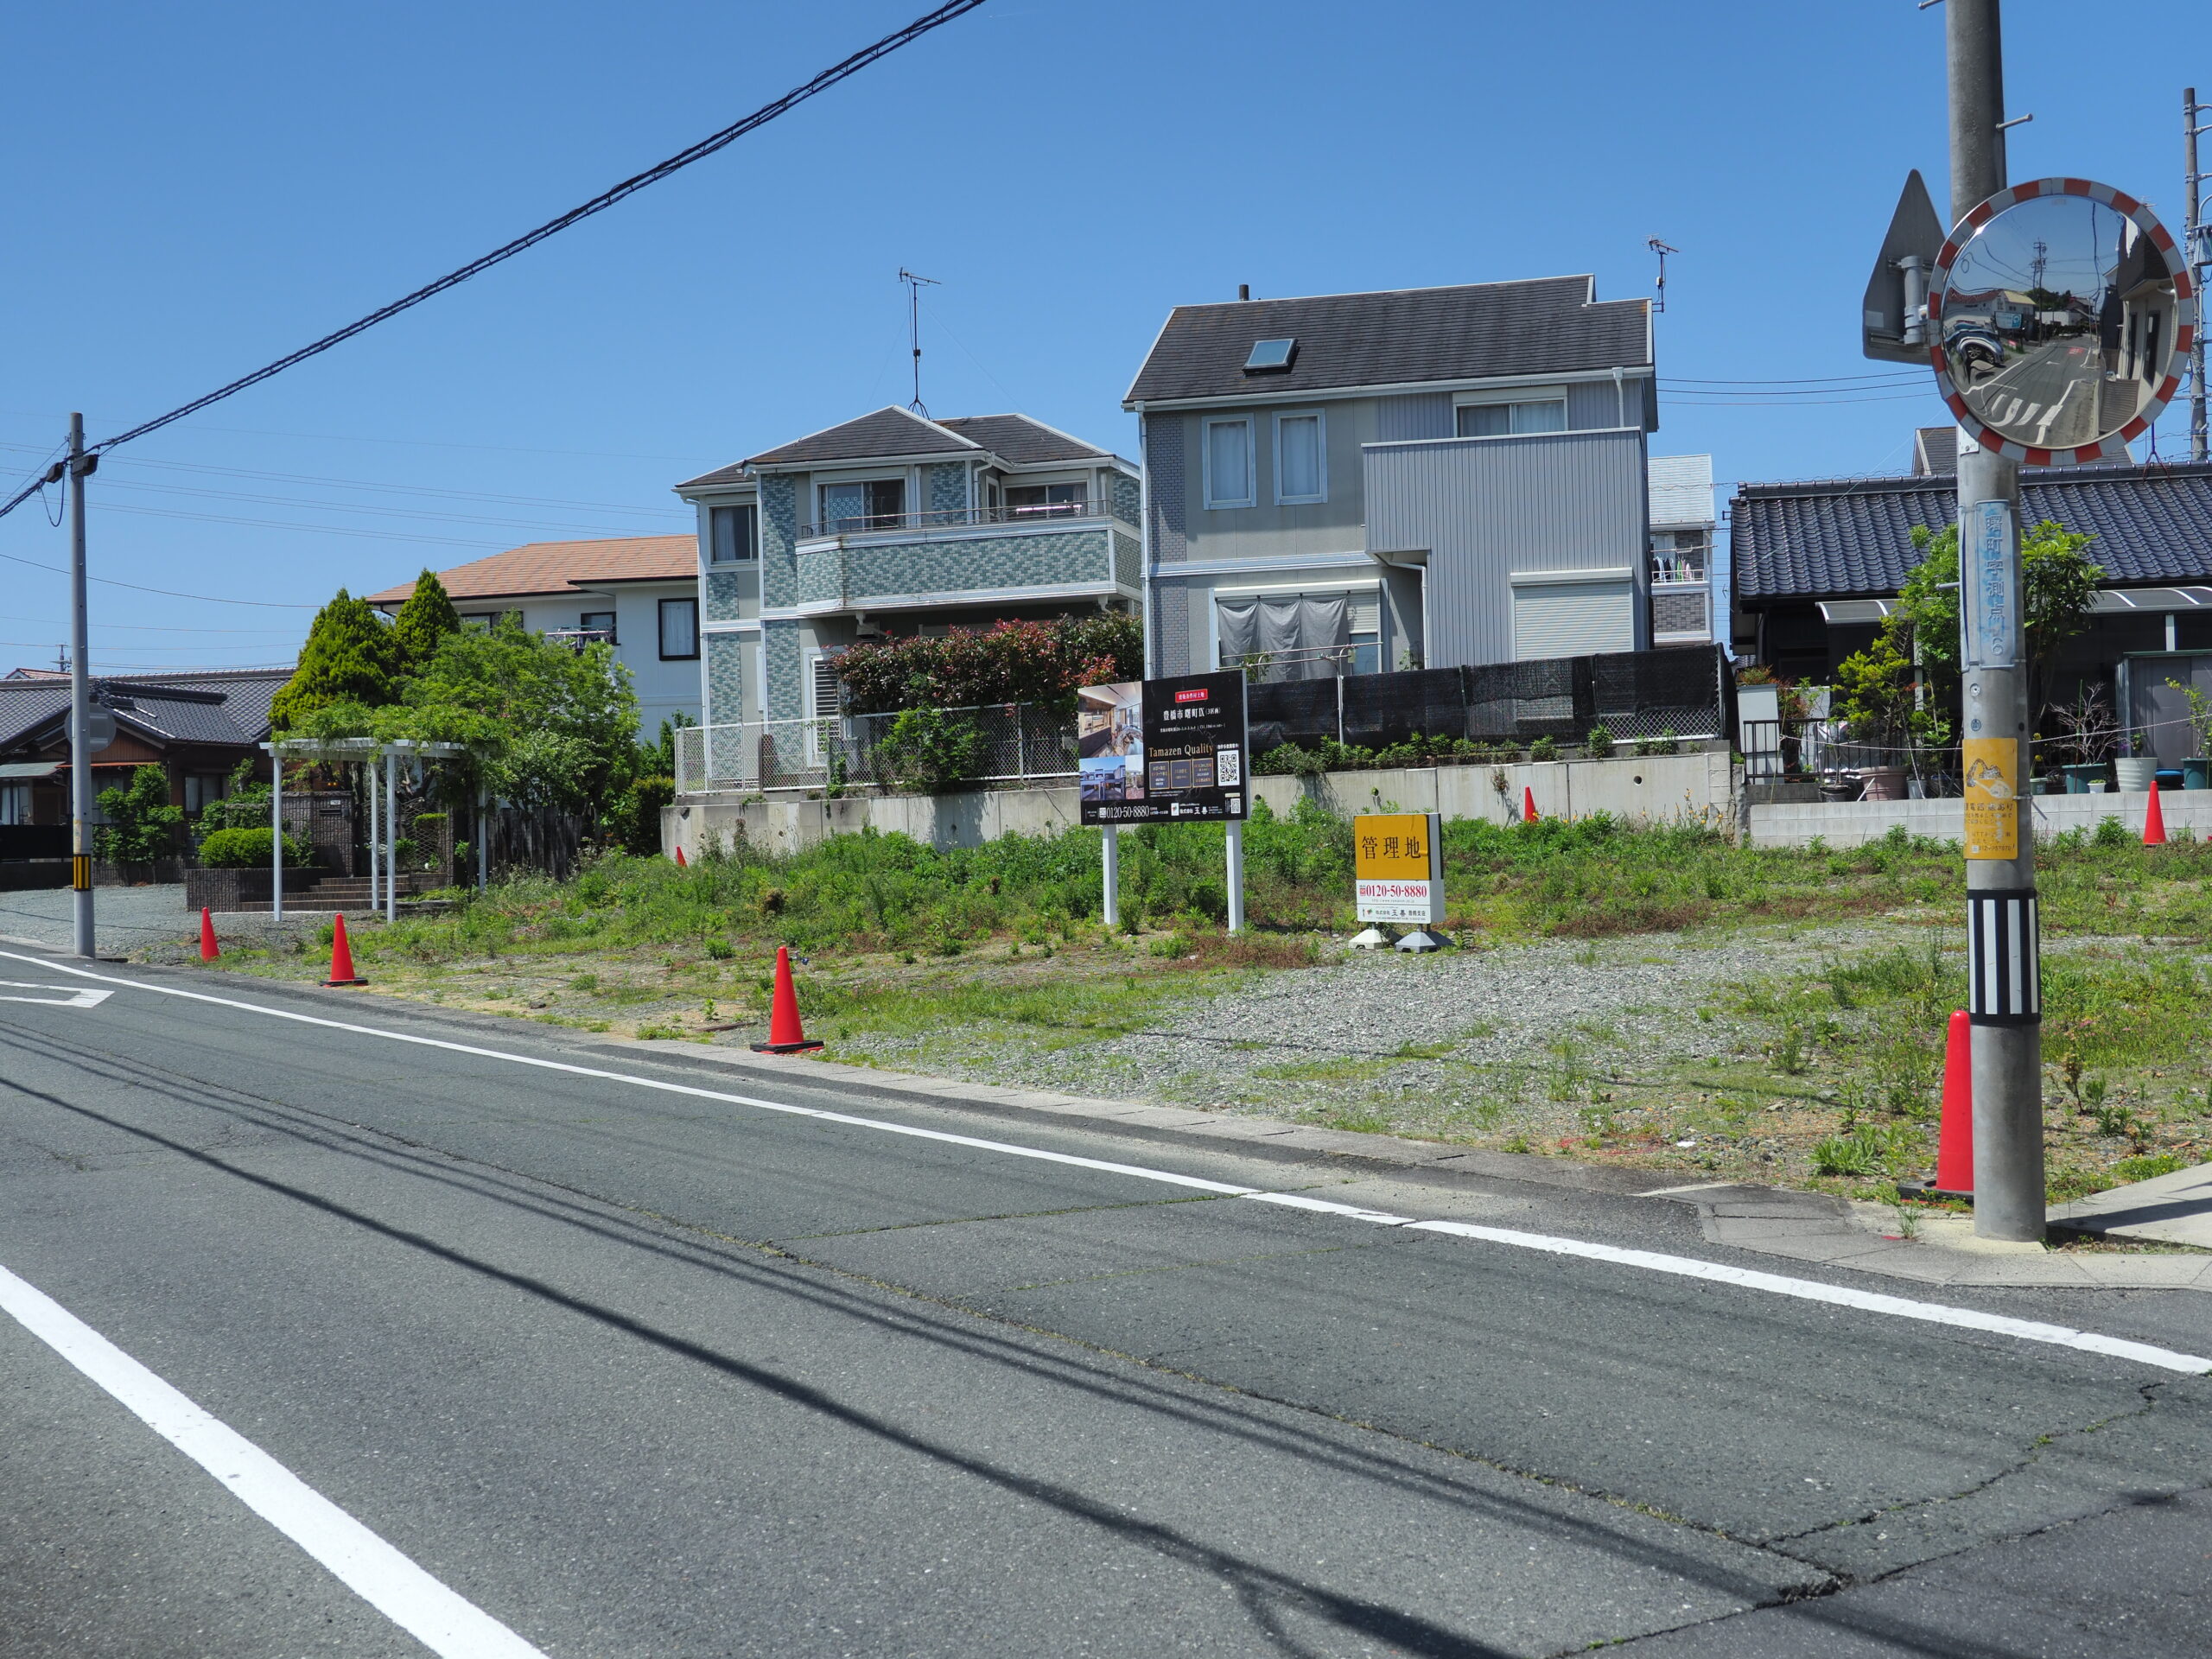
[1347,589,1382,635]
[1512,578,1632,660]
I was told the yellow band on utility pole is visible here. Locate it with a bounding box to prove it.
[71,855,92,892]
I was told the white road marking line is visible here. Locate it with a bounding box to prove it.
[0,981,111,1008]
[0,1262,546,1659]
[8,950,2209,1378]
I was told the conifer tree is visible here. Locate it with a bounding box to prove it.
[390,569,462,673]
[270,588,398,730]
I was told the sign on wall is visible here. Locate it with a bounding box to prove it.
[1077,671,1249,826]
[1355,811,1444,925]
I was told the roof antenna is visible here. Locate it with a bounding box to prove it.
[899,267,941,416]
[1646,238,1678,313]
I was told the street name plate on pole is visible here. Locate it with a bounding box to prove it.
[1961,499,2018,670]
[83,705,115,753]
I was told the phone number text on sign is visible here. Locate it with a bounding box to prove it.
[1356,879,1438,923]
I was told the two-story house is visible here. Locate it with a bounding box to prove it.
[367,536,702,741]
[673,406,1141,729]
[1122,277,1657,680]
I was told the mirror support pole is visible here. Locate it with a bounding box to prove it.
[1949,0,2044,1243]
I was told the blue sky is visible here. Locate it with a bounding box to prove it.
[1,0,2203,676]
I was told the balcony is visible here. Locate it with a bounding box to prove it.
[1649,559,1711,647]
[791,500,1138,616]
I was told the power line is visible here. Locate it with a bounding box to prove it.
[0,546,320,607]
[0,0,987,523]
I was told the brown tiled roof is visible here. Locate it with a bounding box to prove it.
[366,536,696,607]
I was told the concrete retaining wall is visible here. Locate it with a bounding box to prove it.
[1749,790,2212,849]
[664,748,1738,860]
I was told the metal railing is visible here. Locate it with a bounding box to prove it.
[1225,643,1385,682]
[798,499,1121,540]
[675,702,1078,797]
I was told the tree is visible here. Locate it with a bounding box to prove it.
[389,569,461,673]
[94,764,182,864]
[1890,519,2103,703]
[402,619,639,817]
[271,589,398,730]
[835,613,1145,715]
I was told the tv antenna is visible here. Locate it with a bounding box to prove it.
[899,267,941,415]
[1646,238,1679,313]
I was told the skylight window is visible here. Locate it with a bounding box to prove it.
[1243,338,1296,373]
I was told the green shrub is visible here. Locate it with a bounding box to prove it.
[2094,814,2131,849]
[1585,724,1616,759]
[198,827,311,868]
[1529,736,1561,763]
[876,708,989,790]
[94,765,183,863]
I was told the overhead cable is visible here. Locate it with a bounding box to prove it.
[0,0,986,524]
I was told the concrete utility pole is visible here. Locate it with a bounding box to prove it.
[67,414,96,959]
[2188,87,2208,464]
[1948,0,2044,1241]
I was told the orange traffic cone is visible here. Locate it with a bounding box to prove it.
[2144,779,2168,847]
[1522,785,1539,823]
[675,844,688,867]
[322,912,365,988]
[1936,1009,1972,1194]
[751,945,822,1053]
[199,906,219,963]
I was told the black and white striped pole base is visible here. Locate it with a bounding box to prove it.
[1966,886,2044,1240]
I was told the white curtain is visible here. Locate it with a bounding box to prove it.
[1205,419,1250,504]
[1278,414,1321,499]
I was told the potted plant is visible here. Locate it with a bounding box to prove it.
[2115,732,2157,794]
[2044,686,2118,794]
[2167,679,2212,790]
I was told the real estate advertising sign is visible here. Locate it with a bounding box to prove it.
[1354,811,1444,925]
[1077,671,1248,826]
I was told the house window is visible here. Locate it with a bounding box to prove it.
[580,610,617,643]
[658,598,699,660]
[1004,482,1087,518]
[1202,417,1254,509]
[804,652,843,766]
[709,503,758,563]
[1,782,32,825]
[182,773,228,814]
[819,478,906,532]
[1456,398,1568,437]
[1274,411,1325,504]
[1215,586,1382,680]
[459,611,523,630]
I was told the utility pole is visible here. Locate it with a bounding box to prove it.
[67,415,97,959]
[2188,87,2208,464]
[1948,0,2043,1241]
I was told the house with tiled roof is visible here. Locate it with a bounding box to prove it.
[0,667,291,835]
[366,537,701,739]
[1122,276,1666,682]
[1727,454,2212,757]
[673,407,1140,728]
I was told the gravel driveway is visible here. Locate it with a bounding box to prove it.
[0,884,197,957]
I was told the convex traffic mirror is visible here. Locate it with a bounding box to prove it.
[1929,179,2197,465]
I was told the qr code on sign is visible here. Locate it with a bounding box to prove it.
[1215,746,1242,786]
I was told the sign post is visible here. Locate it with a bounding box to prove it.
[1351,811,1446,952]
[1077,671,1250,932]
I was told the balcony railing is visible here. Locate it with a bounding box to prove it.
[798,499,1117,540]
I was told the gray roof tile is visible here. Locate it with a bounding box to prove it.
[1731,462,2212,601]
[932,414,1109,465]
[0,669,289,753]
[677,407,1123,492]
[1123,277,1651,406]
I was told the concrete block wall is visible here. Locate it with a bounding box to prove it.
[1750,790,2212,849]
[663,750,1738,860]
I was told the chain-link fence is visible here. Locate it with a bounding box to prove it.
[676,703,1078,797]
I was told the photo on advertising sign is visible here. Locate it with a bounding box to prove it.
[1078,671,1248,825]
[1354,811,1444,925]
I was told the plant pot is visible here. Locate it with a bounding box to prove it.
[2184,757,2212,791]
[2060,763,2106,795]
[1859,765,1907,802]
[2115,757,2157,793]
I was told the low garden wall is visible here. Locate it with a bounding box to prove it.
[664,748,1739,860]
[1750,790,2212,849]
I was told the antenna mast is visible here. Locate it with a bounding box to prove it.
[1646,238,1679,313]
[899,267,941,415]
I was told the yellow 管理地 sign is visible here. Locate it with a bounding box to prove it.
[1354,814,1433,880]
[1961,736,2019,860]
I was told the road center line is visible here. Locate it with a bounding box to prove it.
[7,949,2209,1377]
[0,1261,545,1659]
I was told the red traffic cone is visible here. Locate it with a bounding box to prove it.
[321,912,366,988]
[199,906,220,963]
[1936,1009,1972,1195]
[2144,779,2168,847]
[751,945,822,1053]
[1522,785,1539,823]
[675,844,688,867]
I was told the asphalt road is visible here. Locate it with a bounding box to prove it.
[1959,337,2103,448]
[3,944,2211,1656]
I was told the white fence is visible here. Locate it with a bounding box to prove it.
[675,703,1078,797]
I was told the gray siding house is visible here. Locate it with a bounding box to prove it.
[674,407,1141,728]
[1123,277,1658,682]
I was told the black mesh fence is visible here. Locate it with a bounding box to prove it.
[1246,644,1726,750]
